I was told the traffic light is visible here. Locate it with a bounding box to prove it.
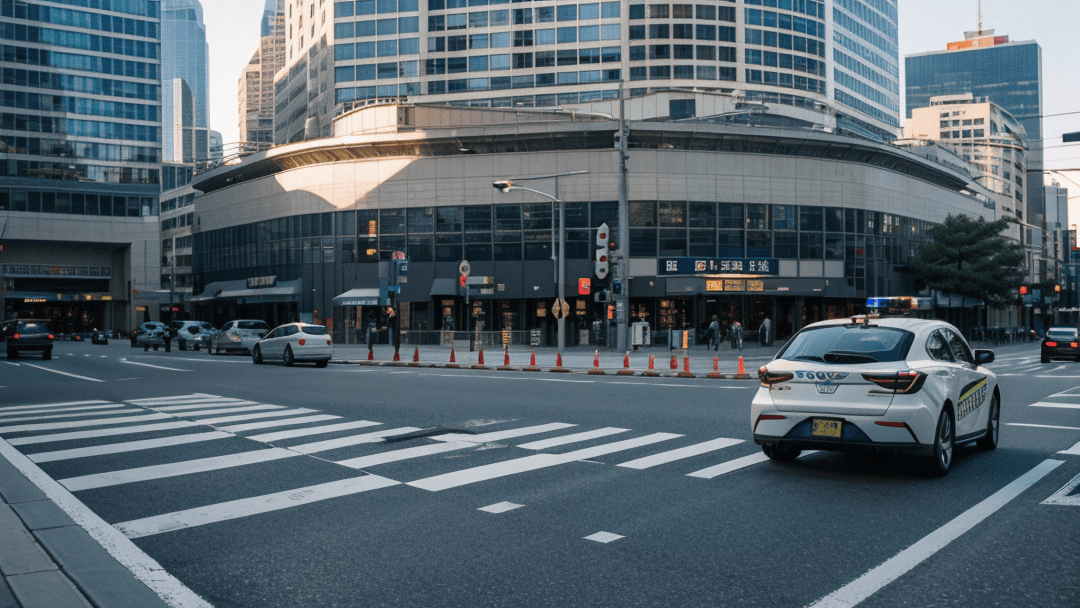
[612,280,623,295]
[1019,285,1028,295]
[595,222,610,280]
[459,275,467,288]
[1055,284,1061,292]
[594,289,609,303]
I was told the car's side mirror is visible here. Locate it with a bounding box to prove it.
[974,350,995,366]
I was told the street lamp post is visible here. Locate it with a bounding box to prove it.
[494,171,587,351]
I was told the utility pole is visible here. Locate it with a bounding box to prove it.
[616,82,630,352]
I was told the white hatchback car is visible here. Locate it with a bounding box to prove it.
[752,316,998,476]
[251,323,332,367]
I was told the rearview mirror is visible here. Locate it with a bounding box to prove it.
[973,349,995,366]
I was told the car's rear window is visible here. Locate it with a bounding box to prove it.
[19,322,49,333]
[236,321,269,330]
[300,325,327,336]
[1047,329,1077,340]
[777,325,915,364]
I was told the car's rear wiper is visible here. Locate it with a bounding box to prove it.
[790,355,826,362]
[823,351,879,363]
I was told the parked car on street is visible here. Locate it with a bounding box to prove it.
[252,323,333,367]
[1041,326,1080,363]
[90,329,110,344]
[209,319,270,355]
[2,319,54,360]
[171,320,217,351]
[132,321,168,349]
[752,315,998,476]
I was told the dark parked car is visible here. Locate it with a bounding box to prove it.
[90,329,109,344]
[2,319,54,360]
[1041,327,1080,363]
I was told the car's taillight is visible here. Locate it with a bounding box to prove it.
[862,370,927,394]
[1046,341,1058,347]
[327,338,333,345]
[758,366,794,386]
[298,338,306,346]
[12,333,18,339]
[48,334,54,340]
[1072,342,1079,349]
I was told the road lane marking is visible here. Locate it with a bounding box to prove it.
[808,459,1064,608]
[519,427,630,450]
[170,404,285,417]
[1057,440,1080,456]
[18,364,104,382]
[126,394,223,405]
[6,421,202,446]
[617,438,744,469]
[1042,471,1080,506]
[335,441,475,469]
[0,413,170,434]
[196,409,319,426]
[407,433,682,492]
[0,407,132,424]
[0,400,111,412]
[152,400,256,412]
[287,427,423,454]
[120,360,192,372]
[0,403,123,418]
[1007,423,1080,431]
[218,415,341,433]
[686,450,818,479]
[59,448,299,491]
[479,501,523,514]
[28,431,233,463]
[114,475,401,539]
[245,420,382,443]
[0,434,213,607]
[584,531,624,544]
[430,423,577,444]
[1029,402,1080,410]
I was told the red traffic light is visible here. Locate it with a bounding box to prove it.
[1019,286,1028,295]
[459,275,467,288]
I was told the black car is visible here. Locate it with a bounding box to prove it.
[2,319,54,360]
[1042,327,1080,363]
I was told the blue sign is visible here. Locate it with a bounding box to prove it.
[658,258,779,276]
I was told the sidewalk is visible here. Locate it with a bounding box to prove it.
[332,341,783,377]
[0,450,169,608]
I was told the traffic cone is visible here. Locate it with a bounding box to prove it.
[643,354,659,377]
[735,355,750,379]
[623,352,630,368]
[504,349,511,367]
[551,351,570,372]
[367,347,374,361]
[588,349,604,375]
[649,355,655,370]
[678,356,695,378]
[738,356,746,374]
[707,356,723,379]
[413,347,420,362]
[447,347,459,368]
[617,351,634,376]
[523,350,540,372]
[472,348,488,370]
[670,354,678,370]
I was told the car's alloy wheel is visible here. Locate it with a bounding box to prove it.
[762,443,801,462]
[977,393,1000,451]
[252,345,263,365]
[928,408,954,476]
[283,346,295,367]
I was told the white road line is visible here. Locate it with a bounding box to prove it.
[1057,440,1080,456]
[18,364,104,382]
[430,422,577,444]
[617,438,744,469]
[335,441,474,469]
[1047,389,1080,399]
[0,400,111,413]
[245,420,382,443]
[1007,423,1080,431]
[0,413,170,435]
[173,404,284,417]
[197,409,319,426]
[1029,402,1080,410]
[1042,471,1080,506]
[59,448,300,492]
[28,431,233,463]
[518,427,629,450]
[0,404,128,419]
[407,433,682,492]
[114,475,401,539]
[584,531,624,544]
[6,421,202,446]
[686,451,819,479]
[218,415,341,433]
[288,427,422,454]
[126,394,220,405]
[479,501,523,514]
[153,400,259,412]
[808,459,1064,608]
[0,407,133,424]
[121,360,191,372]
[0,434,213,607]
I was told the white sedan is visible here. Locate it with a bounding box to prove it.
[251,323,332,367]
[752,316,998,476]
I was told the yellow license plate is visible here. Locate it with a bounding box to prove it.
[812,419,842,438]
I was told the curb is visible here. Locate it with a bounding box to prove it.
[329,359,760,379]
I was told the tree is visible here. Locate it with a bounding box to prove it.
[903,215,1025,306]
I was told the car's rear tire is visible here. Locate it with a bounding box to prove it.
[252,345,263,365]
[7,348,17,360]
[315,359,329,368]
[179,341,187,351]
[927,408,954,477]
[1041,353,1050,363]
[977,393,1000,451]
[42,349,51,361]
[283,346,295,367]
[762,443,801,462]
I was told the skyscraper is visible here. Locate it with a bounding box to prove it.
[0,0,163,331]
[905,32,1044,235]
[275,0,901,145]
[239,0,285,146]
[161,0,209,162]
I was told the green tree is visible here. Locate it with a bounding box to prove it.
[903,215,1025,305]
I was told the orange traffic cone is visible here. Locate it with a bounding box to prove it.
[678,356,695,378]
[473,348,488,370]
[588,349,604,375]
[623,352,630,368]
[393,349,400,362]
[530,351,536,366]
[450,348,456,363]
[736,355,749,378]
[504,349,511,367]
[367,347,374,361]
[648,355,655,370]
[617,351,634,376]
[643,354,659,376]
[707,356,722,379]
[670,354,678,370]
[413,347,420,362]
[551,351,570,372]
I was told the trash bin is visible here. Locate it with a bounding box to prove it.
[631,322,651,350]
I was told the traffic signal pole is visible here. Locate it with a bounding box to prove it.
[616,84,630,352]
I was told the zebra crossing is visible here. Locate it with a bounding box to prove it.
[0,393,781,540]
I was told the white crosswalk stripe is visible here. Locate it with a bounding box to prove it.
[169,404,285,417]
[195,409,319,426]
[0,413,171,434]
[153,401,260,412]
[218,415,341,433]
[289,427,423,454]
[617,438,744,470]
[28,431,233,463]
[245,420,381,443]
[6,421,203,446]
[0,400,112,412]
[0,406,133,424]
[59,448,300,491]
[518,427,628,450]
[0,404,128,419]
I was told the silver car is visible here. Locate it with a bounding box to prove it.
[209,319,270,355]
[171,320,216,351]
[251,323,333,367]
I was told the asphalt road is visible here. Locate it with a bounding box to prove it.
[1,340,1078,608]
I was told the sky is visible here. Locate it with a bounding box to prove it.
[200,0,1080,219]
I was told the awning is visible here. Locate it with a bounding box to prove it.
[216,286,300,300]
[211,279,302,304]
[429,278,460,297]
[333,287,382,307]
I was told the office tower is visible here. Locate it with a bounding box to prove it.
[0,0,163,331]
[275,0,901,145]
[240,0,285,146]
[906,32,1044,239]
[161,0,209,162]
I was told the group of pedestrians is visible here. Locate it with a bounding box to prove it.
[703,316,772,352]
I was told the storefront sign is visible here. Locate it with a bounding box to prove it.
[247,275,277,289]
[658,258,779,276]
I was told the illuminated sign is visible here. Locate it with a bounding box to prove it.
[658,258,779,276]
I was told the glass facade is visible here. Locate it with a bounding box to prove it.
[161,0,209,162]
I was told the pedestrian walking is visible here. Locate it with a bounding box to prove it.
[708,316,720,351]
[730,321,743,351]
[759,318,771,347]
